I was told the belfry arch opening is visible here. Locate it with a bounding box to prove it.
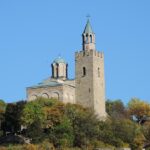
[86,34,88,43]
[90,35,92,43]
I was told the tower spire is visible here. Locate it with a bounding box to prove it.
[83,18,93,34]
[82,19,95,51]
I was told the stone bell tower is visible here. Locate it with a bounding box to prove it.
[75,19,106,118]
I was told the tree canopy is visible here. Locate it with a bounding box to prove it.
[128,98,150,124]
[0,98,150,150]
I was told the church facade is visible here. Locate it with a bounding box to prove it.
[27,19,106,118]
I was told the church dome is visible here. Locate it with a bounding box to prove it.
[53,56,66,64]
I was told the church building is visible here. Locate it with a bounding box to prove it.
[27,19,106,118]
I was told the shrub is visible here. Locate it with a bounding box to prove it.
[22,144,37,150]
[37,140,55,150]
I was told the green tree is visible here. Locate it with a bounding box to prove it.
[41,100,73,148]
[142,122,150,149]
[26,120,44,143]
[33,97,60,108]
[112,119,137,143]
[98,119,125,147]
[14,101,26,132]
[130,128,145,150]
[97,118,145,148]
[65,104,99,148]
[4,101,26,134]
[0,99,6,112]
[106,99,127,119]
[21,98,67,144]
[44,101,65,128]
[48,116,74,148]
[21,99,46,143]
[21,100,45,126]
[128,98,150,124]
[0,99,6,136]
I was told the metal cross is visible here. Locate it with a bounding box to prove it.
[86,14,91,19]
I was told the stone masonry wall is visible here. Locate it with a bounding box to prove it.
[75,49,106,118]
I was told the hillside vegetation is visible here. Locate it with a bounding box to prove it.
[0,98,150,150]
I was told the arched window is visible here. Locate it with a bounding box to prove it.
[86,34,88,43]
[51,92,59,100]
[98,68,100,77]
[56,64,59,78]
[83,67,86,76]
[42,93,49,99]
[51,64,54,78]
[90,35,92,43]
[66,64,68,79]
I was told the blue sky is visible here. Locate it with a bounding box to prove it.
[0,0,150,104]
